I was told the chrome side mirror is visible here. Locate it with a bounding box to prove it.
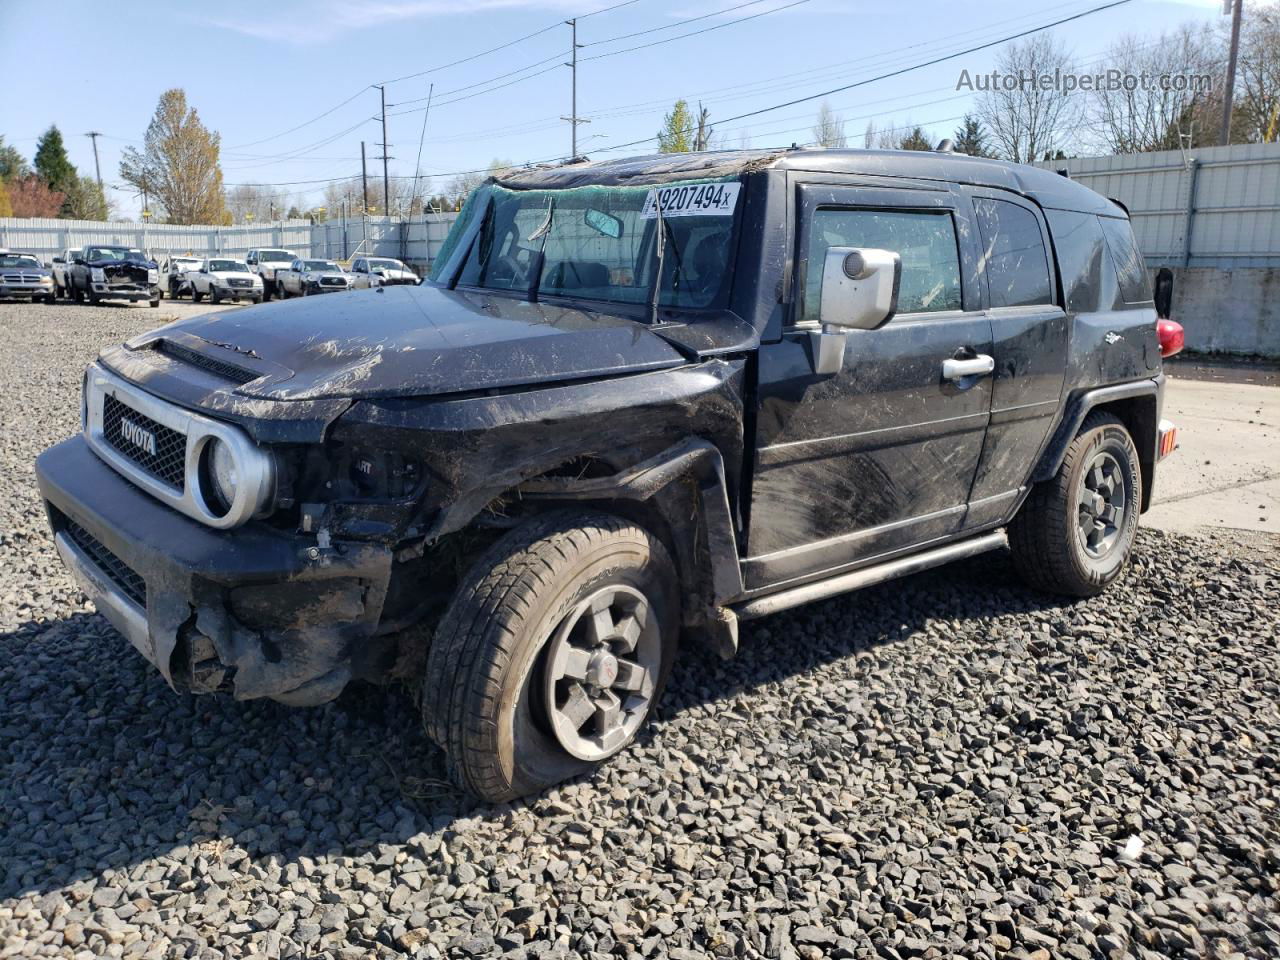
[809,247,902,375]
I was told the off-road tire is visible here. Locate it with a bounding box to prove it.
[1010,411,1141,597]
[422,511,678,803]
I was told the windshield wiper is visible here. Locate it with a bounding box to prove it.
[526,196,555,303]
[647,192,684,325]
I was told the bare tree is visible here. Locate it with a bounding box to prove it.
[862,121,876,149]
[1236,2,1280,142]
[323,174,417,216]
[1088,26,1219,153]
[226,184,274,223]
[812,101,848,148]
[444,159,515,211]
[977,35,1082,162]
[694,103,714,151]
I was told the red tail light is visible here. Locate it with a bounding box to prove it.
[1156,318,1184,358]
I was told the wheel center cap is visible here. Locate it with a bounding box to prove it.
[588,651,618,688]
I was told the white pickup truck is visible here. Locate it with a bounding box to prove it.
[187,257,264,304]
[245,248,297,301]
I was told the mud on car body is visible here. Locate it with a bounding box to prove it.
[37,148,1182,801]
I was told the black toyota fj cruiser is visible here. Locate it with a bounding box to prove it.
[36,148,1182,801]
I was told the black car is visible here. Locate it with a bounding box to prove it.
[0,251,56,303]
[67,244,160,307]
[36,148,1182,801]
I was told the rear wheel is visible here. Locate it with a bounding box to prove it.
[72,283,84,304]
[1010,411,1141,597]
[422,511,678,802]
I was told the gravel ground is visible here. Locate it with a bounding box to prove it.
[2,301,1279,960]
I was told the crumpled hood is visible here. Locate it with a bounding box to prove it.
[126,283,688,401]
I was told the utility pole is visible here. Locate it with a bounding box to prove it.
[1220,0,1245,146]
[374,84,391,214]
[561,19,589,157]
[84,131,103,193]
[361,140,369,213]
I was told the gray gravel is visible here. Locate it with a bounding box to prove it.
[2,300,1279,960]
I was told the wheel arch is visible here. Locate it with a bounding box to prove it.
[1032,379,1160,512]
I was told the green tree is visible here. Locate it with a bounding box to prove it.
[119,89,228,224]
[0,136,28,182]
[62,175,110,220]
[898,127,932,151]
[953,115,992,157]
[286,205,302,219]
[34,126,76,194]
[657,100,694,153]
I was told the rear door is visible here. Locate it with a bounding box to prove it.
[962,190,1068,527]
[746,179,993,591]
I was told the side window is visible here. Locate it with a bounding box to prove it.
[1045,210,1106,312]
[1098,216,1152,303]
[973,198,1053,308]
[803,208,962,322]
[354,259,366,272]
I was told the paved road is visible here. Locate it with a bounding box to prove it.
[1145,374,1278,536]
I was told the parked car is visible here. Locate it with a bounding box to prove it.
[245,248,297,301]
[160,255,204,300]
[35,148,1183,802]
[276,258,351,297]
[51,248,81,299]
[349,256,418,288]
[0,250,56,303]
[67,245,160,307]
[187,257,264,304]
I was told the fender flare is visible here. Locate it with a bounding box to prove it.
[1032,377,1161,509]
[519,437,745,626]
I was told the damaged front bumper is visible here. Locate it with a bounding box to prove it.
[36,435,393,706]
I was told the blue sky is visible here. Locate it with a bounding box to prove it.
[1,0,1221,217]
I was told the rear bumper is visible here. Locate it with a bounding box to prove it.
[37,435,393,705]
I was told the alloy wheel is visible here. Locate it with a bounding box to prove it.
[1076,450,1126,559]
[542,584,660,761]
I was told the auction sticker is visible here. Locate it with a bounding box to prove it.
[641,182,741,219]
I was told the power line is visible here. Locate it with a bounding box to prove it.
[581,0,811,62]
[581,0,781,47]
[223,0,1133,191]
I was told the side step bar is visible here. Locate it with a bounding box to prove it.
[733,529,1008,621]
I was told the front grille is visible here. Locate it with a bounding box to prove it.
[64,518,147,608]
[228,278,253,288]
[157,340,257,384]
[103,394,187,489]
[319,276,346,287]
[3,272,43,283]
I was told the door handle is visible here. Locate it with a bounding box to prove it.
[942,354,995,380]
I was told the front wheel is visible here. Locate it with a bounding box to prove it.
[210,287,221,304]
[192,287,203,303]
[1010,411,1141,597]
[422,511,678,803]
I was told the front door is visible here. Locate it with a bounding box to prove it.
[745,179,993,591]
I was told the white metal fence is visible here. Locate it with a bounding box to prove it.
[0,213,459,267]
[1036,142,1280,268]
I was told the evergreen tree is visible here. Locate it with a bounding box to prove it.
[34,126,77,194]
[898,127,932,151]
[953,115,992,157]
[657,100,694,153]
[0,136,29,182]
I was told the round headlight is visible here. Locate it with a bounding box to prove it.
[206,438,239,513]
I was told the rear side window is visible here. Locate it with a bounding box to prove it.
[1098,216,1151,303]
[803,208,962,320]
[973,198,1052,308]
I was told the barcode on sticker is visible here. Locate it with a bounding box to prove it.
[641,182,741,219]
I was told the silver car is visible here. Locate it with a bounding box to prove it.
[349,256,418,289]
[276,259,352,297]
